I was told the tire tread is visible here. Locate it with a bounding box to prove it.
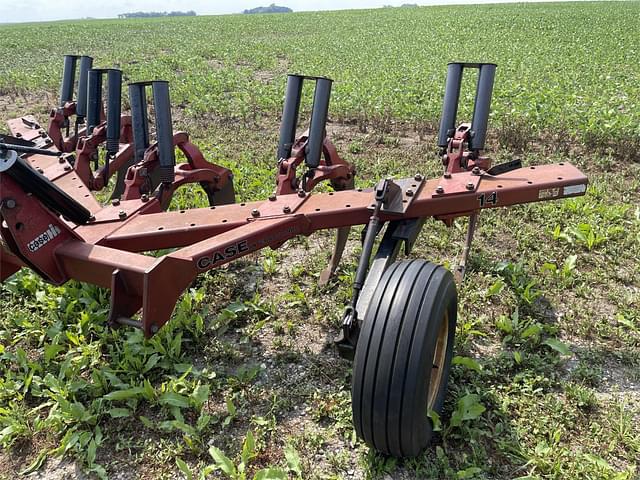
[352,259,457,458]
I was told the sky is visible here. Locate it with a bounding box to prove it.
[0,0,577,23]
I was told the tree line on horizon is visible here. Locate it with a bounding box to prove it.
[242,4,293,14]
[117,11,196,19]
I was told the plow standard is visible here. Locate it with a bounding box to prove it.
[0,59,587,457]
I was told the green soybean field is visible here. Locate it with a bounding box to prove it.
[0,2,639,479]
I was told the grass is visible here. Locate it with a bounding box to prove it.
[1,1,640,479]
[1,2,640,151]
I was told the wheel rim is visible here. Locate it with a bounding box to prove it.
[427,310,449,410]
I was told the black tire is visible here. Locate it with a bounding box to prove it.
[352,259,457,458]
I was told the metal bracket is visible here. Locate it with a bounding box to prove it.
[391,217,427,255]
[254,190,309,218]
[487,159,522,176]
[90,199,155,223]
[368,176,425,215]
[20,116,41,130]
[336,177,423,360]
[108,269,143,329]
[454,211,479,283]
[432,171,481,197]
[0,134,35,148]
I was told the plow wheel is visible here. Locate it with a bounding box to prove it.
[352,259,457,457]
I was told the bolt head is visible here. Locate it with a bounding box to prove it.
[406,189,414,197]
[443,172,452,179]
[37,168,44,174]
[118,210,127,219]
[414,173,423,182]
[269,194,277,202]
[298,190,306,198]
[64,165,71,171]
[435,186,444,194]
[251,208,260,217]
[3,198,16,209]
[112,198,121,206]
[141,194,149,202]
[283,205,291,214]
[58,157,65,164]
[472,166,481,175]
[466,182,475,190]
[88,215,96,222]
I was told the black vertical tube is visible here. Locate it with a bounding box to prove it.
[76,56,93,118]
[437,63,464,147]
[86,69,103,134]
[60,55,78,106]
[128,82,150,162]
[305,77,332,169]
[106,69,122,156]
[152,81,175,184]
[277,75,304,161]
[469,63,496,151]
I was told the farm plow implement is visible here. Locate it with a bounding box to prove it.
[0,58,588,457]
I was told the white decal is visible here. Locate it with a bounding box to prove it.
[538,188,560,200]
[563,184,587,196]
[27,224,61,252]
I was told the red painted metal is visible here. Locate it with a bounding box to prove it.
[0,248,22,282]
[73,116,134,191]
[442,124,491,176]
[123,131,234,207]
[13,113,131,194]
[276,132,355,195]
[47,102,83,153]
[8,116,51,146]
[0,174,81,283]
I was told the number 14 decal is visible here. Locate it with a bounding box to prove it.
[478,192,498,207]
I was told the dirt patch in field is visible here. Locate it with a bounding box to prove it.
[206,59,225,70]
[325,119,439,165]
[254,70,276,83]
[20,458,88,480]
[0,91,52,127]
[0,433,57,480]
[253,58,289,84]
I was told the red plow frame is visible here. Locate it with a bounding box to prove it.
[1,151,587,337]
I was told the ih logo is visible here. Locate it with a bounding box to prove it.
[27,224,62,253]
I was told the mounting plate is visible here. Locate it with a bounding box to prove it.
[368,177,425,215]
